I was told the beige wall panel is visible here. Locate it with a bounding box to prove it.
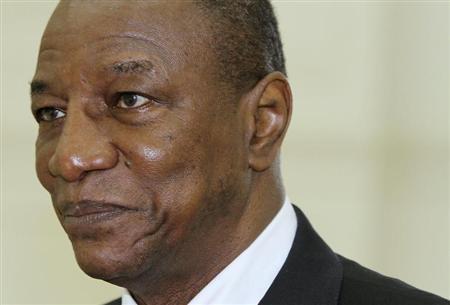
[1,1,448,304]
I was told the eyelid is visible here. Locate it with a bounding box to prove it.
[112,91,162,110]
[35,107,66,122]
[115,92,152,109]
[31,93,68,119]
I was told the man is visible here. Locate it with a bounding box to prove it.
[30,1,448,304]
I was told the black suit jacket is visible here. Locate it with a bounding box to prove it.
[105,205,449,305]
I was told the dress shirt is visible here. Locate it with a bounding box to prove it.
[122,197,298,305]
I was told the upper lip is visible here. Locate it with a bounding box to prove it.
[62,200,137,218]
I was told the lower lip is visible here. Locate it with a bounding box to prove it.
[63,209,133,226]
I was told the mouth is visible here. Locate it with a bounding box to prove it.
[62,200,139,226]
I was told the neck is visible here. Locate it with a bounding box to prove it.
[116,169,284,305]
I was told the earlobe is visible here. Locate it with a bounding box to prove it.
[246,72,292,172]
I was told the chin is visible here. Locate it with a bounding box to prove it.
[71,238,153,282]
[63,209,168,282]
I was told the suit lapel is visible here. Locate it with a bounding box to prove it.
[258,205,342,305]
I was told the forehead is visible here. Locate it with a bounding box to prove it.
[38,0,208,72]
[33,0,224,101]
[45,0,198,38]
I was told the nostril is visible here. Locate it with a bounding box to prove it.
[48,154,60,178]
[77,171,87,180]
[124,160,132,168]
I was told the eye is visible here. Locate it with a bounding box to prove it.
[35,107,66,122]
[116,92,152,109]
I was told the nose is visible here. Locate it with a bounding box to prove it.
[48,105,118,182]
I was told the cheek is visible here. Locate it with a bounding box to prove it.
[117,130,212,231]
[121,122,209,184]
[35,139,56,193]
[125,137,208,205]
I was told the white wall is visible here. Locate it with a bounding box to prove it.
[1,1,448,304]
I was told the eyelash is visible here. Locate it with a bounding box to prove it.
[113,92,155,110]
[35,107,66,123]
[34,92,158,123]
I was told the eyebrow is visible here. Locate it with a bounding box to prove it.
[30,80,48,96]
[29,60,156,96]
[110,59,155,75]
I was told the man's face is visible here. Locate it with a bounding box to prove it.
[32,1,250,281]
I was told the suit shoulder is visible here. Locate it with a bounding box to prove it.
[103,298,121,305]
[338,255,449,305]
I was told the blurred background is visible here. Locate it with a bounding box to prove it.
[1,0,448,304]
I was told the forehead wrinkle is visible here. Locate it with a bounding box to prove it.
[39,32,178,71]
[91,33,178,67]
[95,33,165,49]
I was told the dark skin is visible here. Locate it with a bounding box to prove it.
[31,1,292,304]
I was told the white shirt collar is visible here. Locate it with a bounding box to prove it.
[122,197,297,305]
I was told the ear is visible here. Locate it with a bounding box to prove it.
[241,72,293,172]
